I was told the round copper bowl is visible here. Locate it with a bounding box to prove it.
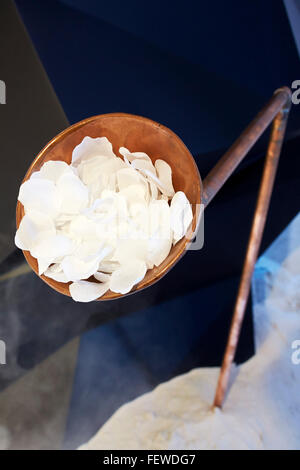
[16,113,202,300]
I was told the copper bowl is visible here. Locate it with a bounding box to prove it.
[16,113,201,300]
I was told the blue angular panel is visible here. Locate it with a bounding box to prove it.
[60,0,299,97]
[15,0,264,156]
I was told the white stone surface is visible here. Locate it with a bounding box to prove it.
[80,213,300,450]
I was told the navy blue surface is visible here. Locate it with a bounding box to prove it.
[15,0,266,156]
[60,0,299,97]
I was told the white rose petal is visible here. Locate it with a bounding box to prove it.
[98,260,120,273]
[119,185,147,207]
[61,255,99,281]
[68,215,99,240]
[155,159,175,198]
[69,280,110,302]
[61,244,111,281]
[116,167,144,191]
[110,259,147,294]
[72,136,116,166]
[131,159,156,174]
[44,263,70,283]
[149,181,159,200]
[112,239,148,264]
[18,178,60,217]
[15,210,55,251]
[37,257,55,275]
[56,173,89,214]
[141,168,170,197]
[147,237,172,268]
[77,155,111,186]
[39,160,73,183]
[94,271,111,283]
[149,199,171,239]
[170,191,193,244]
[119,147,151,163]
[30,233,74,261]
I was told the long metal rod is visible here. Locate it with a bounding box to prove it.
[202,87,291,208]
[212,89,291,409]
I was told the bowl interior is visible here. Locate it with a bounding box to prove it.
[16,113,202,300]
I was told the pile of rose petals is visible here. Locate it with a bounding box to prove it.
[15,137,193,302]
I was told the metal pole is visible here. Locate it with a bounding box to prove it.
[212,90,291,408]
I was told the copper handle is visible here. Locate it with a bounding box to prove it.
[202,87,291,208]
[200,87,292,409]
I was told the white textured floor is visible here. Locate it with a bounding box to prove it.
[81,213,300,450]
